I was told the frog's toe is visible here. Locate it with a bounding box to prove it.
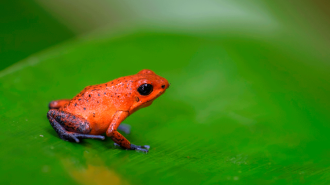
[72,137,80,143]
[130,144,149,153]
[60,134,80,143]
[143,145,150,150]
[135,147,149,153]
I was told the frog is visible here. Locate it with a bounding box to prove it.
[47,69,169,152]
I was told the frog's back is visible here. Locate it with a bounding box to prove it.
[60,79,135,126]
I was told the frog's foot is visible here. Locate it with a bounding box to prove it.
[61,132,105,143]
[117,123,131,134]
[130,144,150,153]
[47,109,105,143]
[114,143,150,153]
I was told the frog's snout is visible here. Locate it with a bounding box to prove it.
[161,83,170,89]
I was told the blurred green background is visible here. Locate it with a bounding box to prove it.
[1,1,330,184]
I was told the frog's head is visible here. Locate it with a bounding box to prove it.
[129,69,169,114]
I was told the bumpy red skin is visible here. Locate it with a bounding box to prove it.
[48,69,169,149]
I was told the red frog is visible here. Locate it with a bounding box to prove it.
[47,69,169,152]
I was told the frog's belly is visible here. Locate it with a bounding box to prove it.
[87,111,116,135]
[89,120,110,135]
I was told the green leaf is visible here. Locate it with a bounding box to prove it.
[1,11,330,185]
[0,0,74,71]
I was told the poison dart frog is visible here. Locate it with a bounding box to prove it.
[47,69,169,152]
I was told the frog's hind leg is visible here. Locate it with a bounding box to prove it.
[48,99,70,109]
[47,109,105,143]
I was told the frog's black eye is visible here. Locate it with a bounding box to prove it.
[137,84,153,95]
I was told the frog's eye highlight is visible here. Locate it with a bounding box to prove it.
[138,84,153,95]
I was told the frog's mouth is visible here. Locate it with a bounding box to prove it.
[144,101,153,107]
[140,99,153,108]
[141,91,163,108]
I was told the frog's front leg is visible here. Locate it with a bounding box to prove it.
[106,111,149,152]
[47,109,105,142]
[48,99,70,109]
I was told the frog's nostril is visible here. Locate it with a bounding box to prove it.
[161,85,165,89]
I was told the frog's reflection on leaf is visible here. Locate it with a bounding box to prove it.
[61,151,129,185]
